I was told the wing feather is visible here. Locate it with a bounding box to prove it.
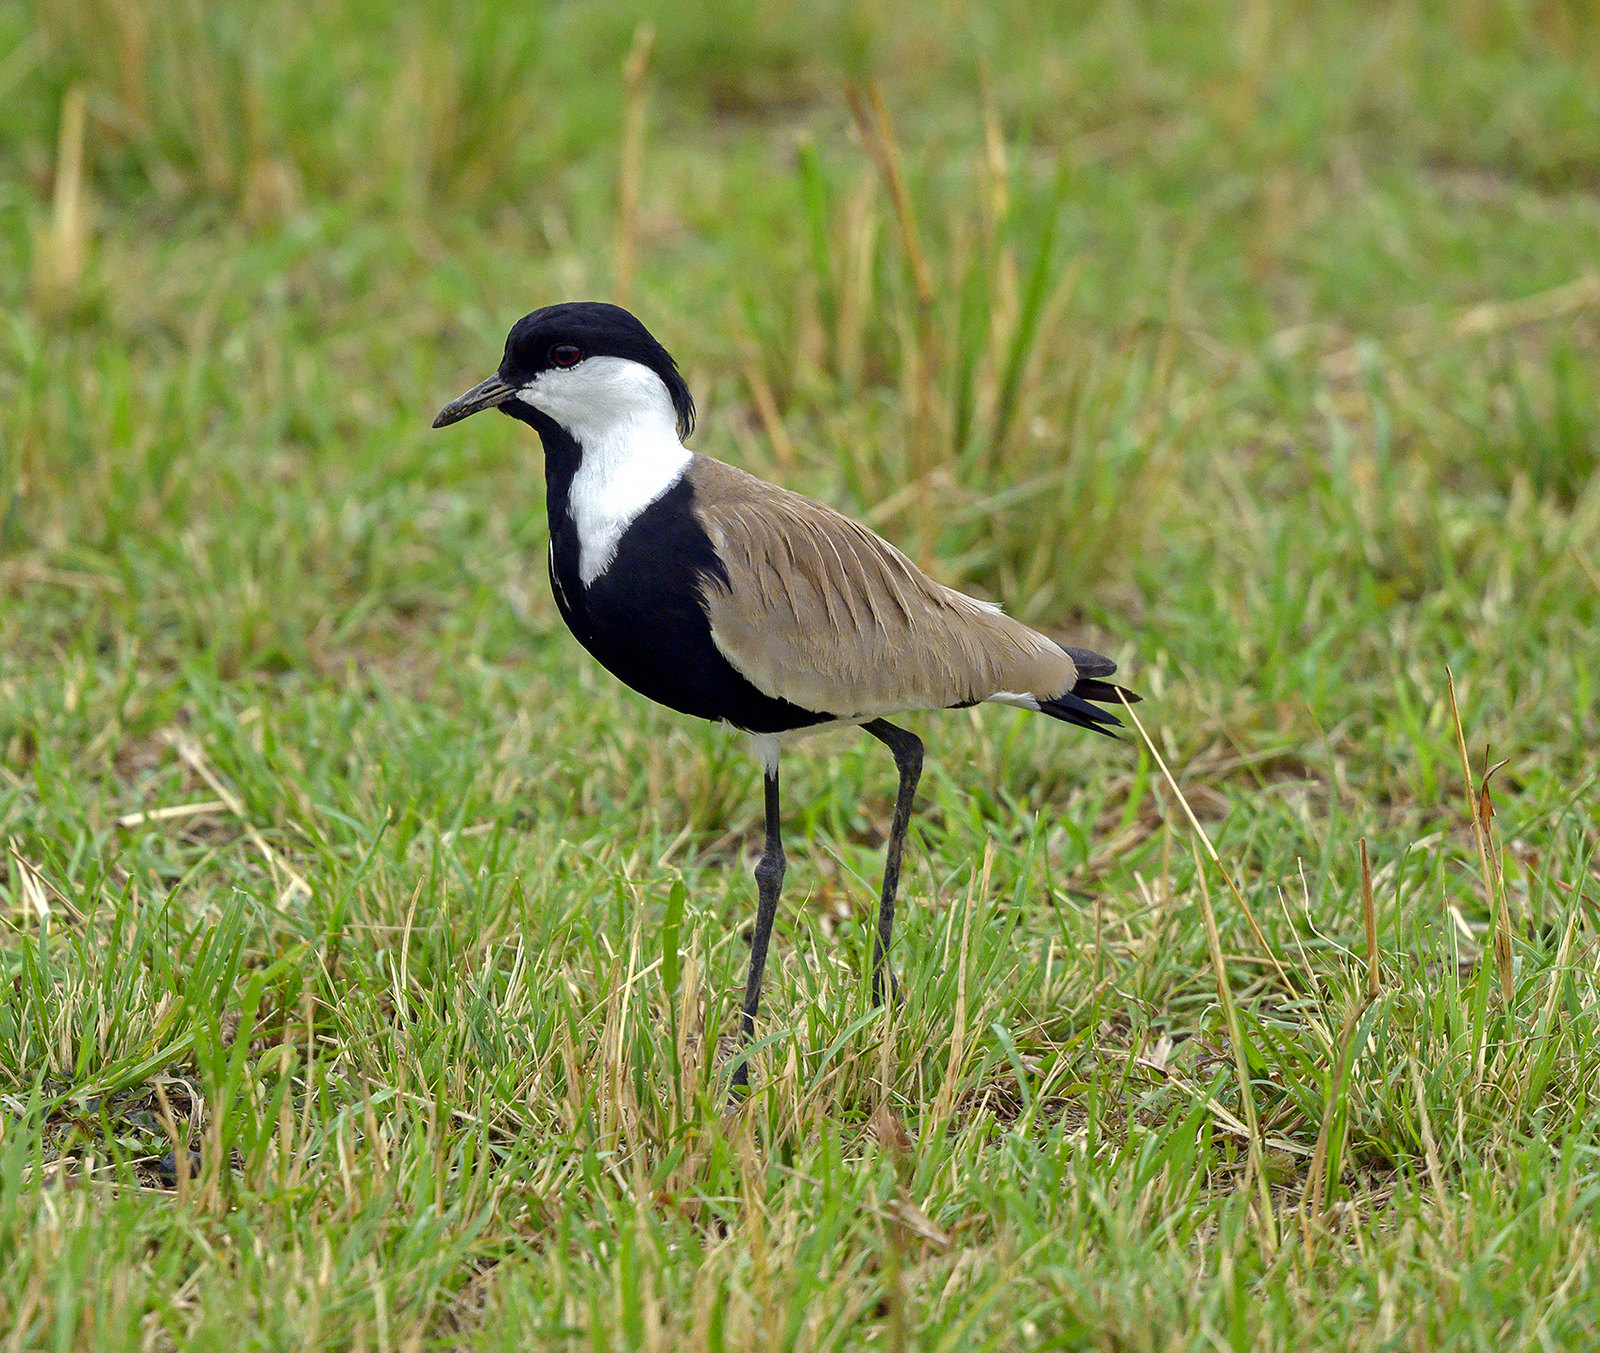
[689,457,1075,719]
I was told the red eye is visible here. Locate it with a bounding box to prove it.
[551,344,582,368]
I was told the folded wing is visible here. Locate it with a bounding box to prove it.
[687,457,1080,720]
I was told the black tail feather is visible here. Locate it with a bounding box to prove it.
[1034,645,1142,739]
[1062,645,1118,679]
[1037,689,1125,738]
[1073,678,1141,706]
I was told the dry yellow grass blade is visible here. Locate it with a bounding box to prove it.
[614,21,655,308]
[1361,838,1381,1003]
[1192,842,1276,1249]
[842,81,933,318]
[844,79,939,484]
[931,840,994,1124]
[1301,836,1387,1256]
[0,560,124,596]
[166,733,311,903]
[1320,272,1600,378]
[1572,544,1600,596]
[1116,692,1292,990]
[741,358,794,468]
[1445,668,1514,1004]
[1406,1056,1457,1248]
[1299,986,1378,1253]
[32,83,89,305]
[6,841,77,929]
[115,800,229,828]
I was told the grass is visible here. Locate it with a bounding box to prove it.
[3,0,1600,1346]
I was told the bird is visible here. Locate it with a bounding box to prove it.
[433,301,1139,1091]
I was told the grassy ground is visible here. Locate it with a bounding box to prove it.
[4,0,1600,1346]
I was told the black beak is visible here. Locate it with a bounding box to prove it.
[432,373,516,428]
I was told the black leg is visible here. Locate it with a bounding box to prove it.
[862,719,923,1006]
[731,767,785,1092]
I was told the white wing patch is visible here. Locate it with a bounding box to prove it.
[987,691,1043,711]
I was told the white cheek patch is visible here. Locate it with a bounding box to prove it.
[519,357,692,585]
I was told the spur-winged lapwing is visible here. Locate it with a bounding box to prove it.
[434,302,1139,1089]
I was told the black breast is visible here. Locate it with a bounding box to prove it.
[547,474,832,736]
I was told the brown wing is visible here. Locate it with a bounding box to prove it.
[687,457,1076,719]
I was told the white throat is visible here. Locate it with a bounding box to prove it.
[517,356,692,585]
